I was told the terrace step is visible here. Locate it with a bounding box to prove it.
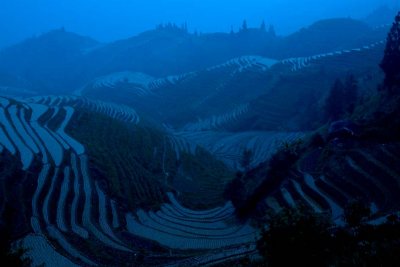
[1,96,259,265]
[303,173,343,222]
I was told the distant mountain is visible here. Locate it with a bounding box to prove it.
[363,6,398,27]
[0,26,277,95]
[0,29,100,94]
[79,25,277,78]
[0,17,388,96]
[81,19,388,77]
[275,18,387,58]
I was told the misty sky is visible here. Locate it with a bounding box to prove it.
[0,0,398,48]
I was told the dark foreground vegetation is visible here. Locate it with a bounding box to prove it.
[255,206,400,267]
[0,205,31,266]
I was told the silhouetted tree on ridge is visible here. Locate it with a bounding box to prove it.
[380,11,400,91]
[324,79,346,122]
[260,20,266,32]
[240,149,253,171]
[241,20,248,32]
[268,24,276,37]
[343,74,359,114]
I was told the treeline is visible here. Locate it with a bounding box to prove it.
[324,11,400,123]
[324,74,358,122]
[155,20,277,36]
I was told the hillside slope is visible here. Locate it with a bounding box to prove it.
[0,95,262,266]
[225,15,400,223]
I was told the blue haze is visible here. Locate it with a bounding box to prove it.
[0,0,397,48]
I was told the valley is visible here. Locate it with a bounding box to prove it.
[1,10,400,266]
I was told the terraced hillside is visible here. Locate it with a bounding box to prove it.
[168,130,304,169]
[82,55,277,128]
[0,15,396,266]
[226,119,400,226]
[82,34,387,133]
[229,39,387,132]
[0,95,260,266]
[76,36,388,176]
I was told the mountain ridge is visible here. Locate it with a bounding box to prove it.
[0,18,389,96]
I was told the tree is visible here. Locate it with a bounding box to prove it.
[0,204,31,266]
[380,12,400,90]
[324,79,345,122]
[241,20,248,32]
[223,172,247,210]
[343,200,371,228]
[260,20,266,32]
[257,206,400,266]
[343,74,358,113]
[257,208,334,266]
[183,22,188,33]
[240,149,253,171]
[268,24,276,37]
